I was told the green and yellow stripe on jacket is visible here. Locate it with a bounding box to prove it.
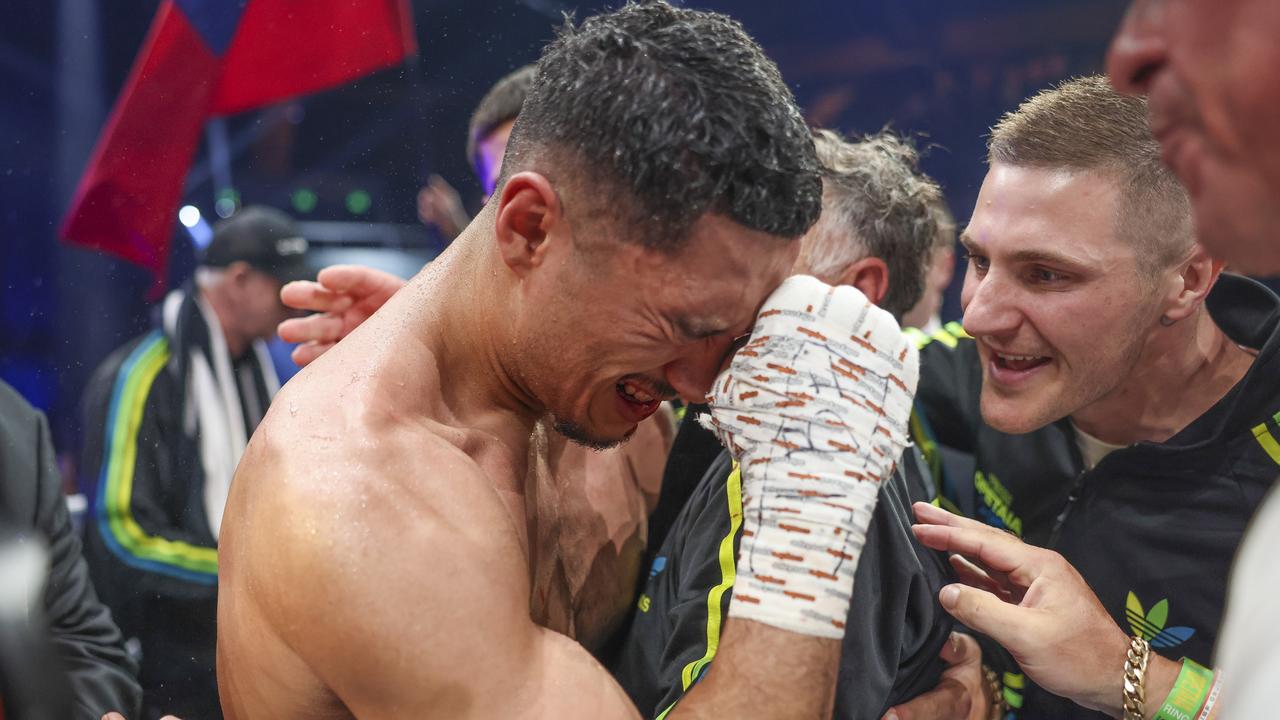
[654,463,744,720]
[906,321,969,513]
[1250,410,1280,467]
[93,331,218,584]
[903,320,969,352]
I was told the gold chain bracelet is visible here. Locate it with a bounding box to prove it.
[1123,635,1151,720]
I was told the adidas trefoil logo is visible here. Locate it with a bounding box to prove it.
[1125,591,1196,650]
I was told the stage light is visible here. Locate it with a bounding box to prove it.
[215,188,240,218]
[183,211,214,250]
[179,205,201,228]
[292,188,318,214]
[345,189,372,215]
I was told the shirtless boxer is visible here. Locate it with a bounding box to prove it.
[283,130,958,718]
[217,4,917,719]
[280,63,674,654]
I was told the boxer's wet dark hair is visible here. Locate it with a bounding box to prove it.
[501,0,822,252]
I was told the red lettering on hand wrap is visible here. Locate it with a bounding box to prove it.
[851,336,877,352]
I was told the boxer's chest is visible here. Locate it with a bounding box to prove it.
[524,431,649,653]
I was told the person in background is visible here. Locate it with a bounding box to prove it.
[1110,3,1280,715]
[0,379,141,719]
[416,65,537,240]
[901,202,957,335]
[80,206,313,720]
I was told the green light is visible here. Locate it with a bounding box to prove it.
[292,188,318,214]
[345,189,372,215]
[215,187,240,218]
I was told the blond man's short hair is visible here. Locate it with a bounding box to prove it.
[989,75,1193,273]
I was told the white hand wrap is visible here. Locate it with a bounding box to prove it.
[701,275,919,639]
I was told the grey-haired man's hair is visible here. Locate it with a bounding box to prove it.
[797,129,942,319]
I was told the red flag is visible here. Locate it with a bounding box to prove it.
[61,0,416,296]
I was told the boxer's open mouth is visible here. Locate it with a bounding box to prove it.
[618,380,657,403]
[616,378,661,419]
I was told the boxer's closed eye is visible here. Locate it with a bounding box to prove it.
[675,315,731,342]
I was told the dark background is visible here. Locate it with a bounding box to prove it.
[0,0,1126,469]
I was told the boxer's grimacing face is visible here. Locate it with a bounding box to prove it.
[960,165,1160,434]
[1108,0,1280,275]
[523,213,798,449]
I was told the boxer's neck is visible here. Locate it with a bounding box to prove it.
[403,229,544,479]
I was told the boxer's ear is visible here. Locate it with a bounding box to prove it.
[494,171,562,278]
[836,256,890,308]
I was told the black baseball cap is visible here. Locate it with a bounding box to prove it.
[201,206,315,284]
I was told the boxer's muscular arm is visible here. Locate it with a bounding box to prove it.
[259,455,640,719]
[257,451,839,719]
[670,621,840,720]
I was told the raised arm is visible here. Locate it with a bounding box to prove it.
[674,276,921,720]
[251,275,921,720]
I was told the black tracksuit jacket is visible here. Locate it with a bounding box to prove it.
[913,274,1280,718]
[611,408,954,719]
[0,380,141,718]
